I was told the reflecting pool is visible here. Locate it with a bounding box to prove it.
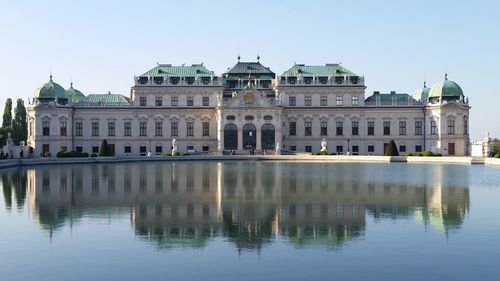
[1,162,500,281]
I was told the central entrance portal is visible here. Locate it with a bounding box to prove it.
[261,123,275,150]
[243,123,256,149]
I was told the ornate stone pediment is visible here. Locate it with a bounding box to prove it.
[225,85,275,108]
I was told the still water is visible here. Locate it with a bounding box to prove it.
[1,161,499,281]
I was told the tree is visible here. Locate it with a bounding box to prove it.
[0,127,13,147]
[99,139,111,156]
[2,98,12,128]
[12,99,27,145]
[384,140,400,156]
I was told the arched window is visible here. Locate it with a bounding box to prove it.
[224,124,238,150]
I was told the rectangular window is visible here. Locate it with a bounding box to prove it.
[124,146,131,153]
[336,122,343,136]
[139,96,147,106]
[352,96,359,106]
[108,122,115,136]
[415,145,423,152]
[171,122,178,136]
[336,96,343,106]
[155,97,162,106]
[187,96,194,106]
[463,117,468,135]
[289,122,296,136]
[368,145,375,153]
[124,122,131,136]
[140,146,147,156]
[60,121,67,136]
[399,121,406,136]
[352,145,359,153]
[305,145,312,152]
[415,121,423,135]
[383,121,391,135]
[320,122,328,136]
[202,146,209,152]
[336,145,343,154]
[92,146,99,153]
[431,121,437,135]
[448,120,455,135]
[367,121,375,136]
[202,122,209,136]
[187,122,194,136]
[76,146,82,152]
[171,96,178,106]
[202,96,209,106]
[155,122,162,136]
[320,96,327,106]
[75,122,82,136]
[352,122,359,136]
[289,96,296,106]
[155,146,162,154]
[304,121,312,136]
[399,145,406,152]
[92,122,99,136]
[139,122,147,136]
[305,96,312,106]
[42,121,50,136]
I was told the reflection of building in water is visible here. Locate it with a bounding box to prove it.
[24,162,470,250]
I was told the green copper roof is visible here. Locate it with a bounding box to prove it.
[281,64,356,77]
[34,76,67,100]
[365,92,416,104]
[428,76,463,99]
[412,82,430,102]
[84,93,130,105]
[65,83,86,102]
[224,61,275,78]
[140,64,215,77]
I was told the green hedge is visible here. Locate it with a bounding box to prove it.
[162,152,188,156]
[495,154,500,158]
[407,151,442,157]
[311,151,337,156]
[57,151,89,158]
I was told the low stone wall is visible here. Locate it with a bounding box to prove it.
[485,158,500,166]
[406,156,478,165]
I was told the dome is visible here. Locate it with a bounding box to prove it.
[65,82,86,102]
[428,75,464,100]
[34,76,67,100]
[412,81,430,102]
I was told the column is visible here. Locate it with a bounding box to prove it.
[237,128,243,150]
[256,127,262,151]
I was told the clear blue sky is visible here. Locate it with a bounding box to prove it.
[0,0,498,139]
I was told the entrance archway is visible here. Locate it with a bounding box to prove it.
[261,123,275,150]
[224,123,238,150]
[243,123,256,149]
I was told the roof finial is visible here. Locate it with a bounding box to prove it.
[257,50,260,62]
[237,53,241,62]
[445,73,448,80]
[50,67,53,81]
[424,80,426,88]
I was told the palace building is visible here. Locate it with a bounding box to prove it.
[27,57,471,156]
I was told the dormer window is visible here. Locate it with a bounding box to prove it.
[185,77,194,85]
[319,77,327,84]
[202,77,210,85]
[304,77,312,84]
[335,77,344,84]
[288,77,296,84]
[350,76,359,84]
[153,77,164,85]
[170,77,179,85]
[138,77,148,85]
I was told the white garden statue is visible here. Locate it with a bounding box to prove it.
[171,139,178,155]
[275,142,281,155]
[320,138,327,152]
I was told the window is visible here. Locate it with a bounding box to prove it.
[320,96,327,106]
[368,145,375,153]
[431,121,437,135]
[336,145,343,154]
[463,116,468,135]
[415,145,423,152]
[448,120,455,135]
[140,146,147,156]
[336,96,343,106]
[108,122,115,136]
[124,146,131,153]
[139,122,147,136]
[399,145,406,152]
[289,146,296,151]
[203,146,209,152]
[92,146,99,153]
[171,96,178,106]
[289,122,296,136]
[171,122,178,136]
[336,122,343,136]
[399,121,406,136]
[155,122,162,136]
[187,96,194,106]
[352,96,359,106]
[187,122,194,136]
[352,145,359,154]
[92,122,99,136]
[42,121,50,136]
[139,96,147,106]
[305,145,312,152]
[383,121,391,135]
[29,120,34,136]
[76,146,82,152]
[367,121,375,136]
[202,122,209,136]
[304,121,312,136]
[320,122,328,136]
[289,96,296,106]
[60,121,67,136]
[75,122,82,136]
[305,96,312,106]
[155,97,162,106]
[124,122,131,136]
[202,96,209,106]
[415,121,422,135]
[352,122,359,136]
[155,146,162,154]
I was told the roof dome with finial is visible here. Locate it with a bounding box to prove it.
[428,74,464,100]
[65,82,86,102]
[412,81,430,102]
[34,75,67,100]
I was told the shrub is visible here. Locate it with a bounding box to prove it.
[384,140,399,156]
[161,152,172,156]
[406,152,414,156]
[422,151,434,157]
[434,153,442,157]
[91,153,98,157]
[56,151,89,158]
[415,152,423,156]
[99,140,112,156]
[328,152,337,155]
[181,152,190,156]
[495,154,500,158]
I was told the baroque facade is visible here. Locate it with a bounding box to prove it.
[27,58,471,156]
